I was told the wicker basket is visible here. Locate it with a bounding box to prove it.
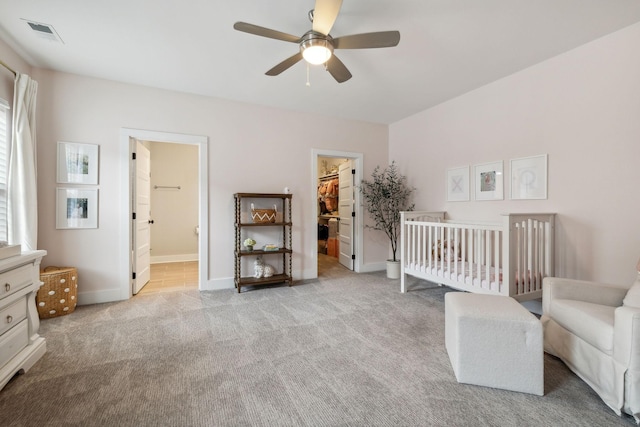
[37,267,78,319]
[251,203,277,223]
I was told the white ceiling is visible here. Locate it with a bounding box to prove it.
[1,0,640,124]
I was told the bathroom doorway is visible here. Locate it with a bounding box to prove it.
[121,128,208,300]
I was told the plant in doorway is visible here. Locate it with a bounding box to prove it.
[359,161,415,279]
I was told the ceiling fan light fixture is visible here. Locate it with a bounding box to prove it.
[300,33,333,65]
[303,45,332,65]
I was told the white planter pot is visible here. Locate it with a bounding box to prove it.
[386,260,401,279]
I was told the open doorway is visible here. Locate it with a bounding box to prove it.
[120,128,208,300]
[138,141,199,294]
[311,149,364,278]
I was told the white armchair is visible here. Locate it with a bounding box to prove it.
[541,259,640,423]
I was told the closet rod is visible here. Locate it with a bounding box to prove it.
[0,60,16,77]
[154,185,181,190]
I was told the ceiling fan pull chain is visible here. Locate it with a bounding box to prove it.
[306,62,311,87]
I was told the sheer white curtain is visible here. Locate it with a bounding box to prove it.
[7,73,38,250]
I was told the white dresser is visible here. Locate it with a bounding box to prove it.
[0,250,47,390]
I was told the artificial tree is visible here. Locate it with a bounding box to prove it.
[360,161,415,275]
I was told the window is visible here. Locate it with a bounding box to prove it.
[0,98,9,242]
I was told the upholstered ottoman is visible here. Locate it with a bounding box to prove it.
[445,292,544,395]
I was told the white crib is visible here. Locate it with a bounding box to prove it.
[400,211,555,301]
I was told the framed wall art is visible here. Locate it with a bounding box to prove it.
[446,166,469,202]
[474,161,504,201]
[510,154,548,200]
[57,142,99,184]
[56,188,99,229]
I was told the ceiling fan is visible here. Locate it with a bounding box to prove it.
[233,0,400,83]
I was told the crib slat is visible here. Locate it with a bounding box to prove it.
[521,221,526,295]
[461,228,467,283]
[531,220,536,292]
[428,225,432,270]
[484,229,490,288]
[476,229,481,285]
[494,229,500,292]
[454,227,459,279]
[528,221,532,291]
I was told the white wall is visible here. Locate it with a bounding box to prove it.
[390,22,640,285]
[149,141,198,262]
[27,68,389,303]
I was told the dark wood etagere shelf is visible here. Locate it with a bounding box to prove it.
[234,193,292,293]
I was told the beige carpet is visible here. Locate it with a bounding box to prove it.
[0,267,634,426]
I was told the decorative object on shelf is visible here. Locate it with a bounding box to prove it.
[251,203,277,223]
[359,161,415,279]
[263,243,279,251]
[446,166,470,202]
[474,161,504,201]
[254,256,275,278]
[243,238,256,251]
[510,154,548,200]
[55,187,99,229]
[57,141,99,185]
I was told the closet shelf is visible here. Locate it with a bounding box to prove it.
[319,173,339,181]
[319,215,339,220]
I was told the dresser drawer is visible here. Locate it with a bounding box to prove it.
[0,297,27,336]
[0,264,33,300]
[0,319,28,369]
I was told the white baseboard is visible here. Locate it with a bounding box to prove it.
[201,277,234,291]
[78,288,124,305]
[358,262,386,273]
[151,253,198,264]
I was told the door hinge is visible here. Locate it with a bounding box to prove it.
[132,152,136,160]
[351,169,355,174]
[351,255,356,260]
[351,211,355,217]
[132,272,136,280]
[132,212,136,220]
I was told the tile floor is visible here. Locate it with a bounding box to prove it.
[137,261,199,295]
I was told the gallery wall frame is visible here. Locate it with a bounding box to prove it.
[510,154,548,200]
[446,166,470,201]
[57,142,99,185]
[56,188,99,229]
[474,161,504,201]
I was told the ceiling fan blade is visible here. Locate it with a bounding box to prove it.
[266,52,304,76]
[312,0,343,35]
[326,54,352,83]
[333,31,401,49]
[233,22,300,43]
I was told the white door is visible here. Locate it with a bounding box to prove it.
[132,140,151,294]
[338,160,354,270]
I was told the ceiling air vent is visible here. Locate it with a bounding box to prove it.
[23,20,64,44]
